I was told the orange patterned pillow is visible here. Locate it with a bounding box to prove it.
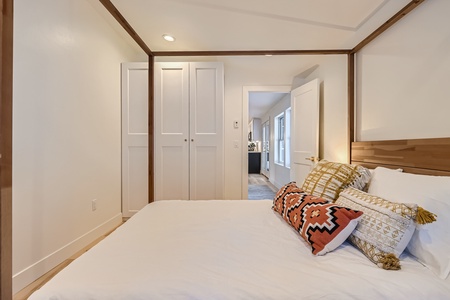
[283,194,363,255]
[272,182,305,215]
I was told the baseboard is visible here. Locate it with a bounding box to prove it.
[273,180,284,189]
[13,213,123,294]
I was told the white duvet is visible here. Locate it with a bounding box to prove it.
[29,200,450,300]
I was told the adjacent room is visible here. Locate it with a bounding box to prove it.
[2,0,450,299]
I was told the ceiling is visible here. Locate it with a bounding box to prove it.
[100,0,414,122]
[249,92,288,120]
[110,0,411,52]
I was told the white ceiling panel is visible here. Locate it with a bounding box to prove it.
[111,0,411,52]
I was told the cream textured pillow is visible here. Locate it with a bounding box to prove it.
[301,160,371,202]
[336,187,435,270]
[368,167,449,279]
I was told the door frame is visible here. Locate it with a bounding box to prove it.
[260,120,270,178]
[242,85,291,199]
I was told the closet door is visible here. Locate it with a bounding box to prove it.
[189,62,224,199]
[154,62,190,200]
[122,62,149,217]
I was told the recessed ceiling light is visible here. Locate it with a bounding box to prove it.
[162,34,176,42]
[265,54,273,57]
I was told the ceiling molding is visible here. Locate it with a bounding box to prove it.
[165,0,389,32]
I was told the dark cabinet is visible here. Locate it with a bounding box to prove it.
[248,152,261,174]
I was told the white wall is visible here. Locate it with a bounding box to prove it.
[156,55,349,198]
[356,0,450,141]
[13,0,146,293]
[261,94,291,188]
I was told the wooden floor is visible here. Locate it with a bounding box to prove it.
[248,174,278,200]
[13,222,124,300]
[248,174,277,191]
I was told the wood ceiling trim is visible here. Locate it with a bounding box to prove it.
[99,0,153,56]
[152,49,351,57]
[347,53,355,163]
[148,56,155,203]
[1,0,13,298]
[352,0,426,53]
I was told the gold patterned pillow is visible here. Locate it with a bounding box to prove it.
[335,187,436,270]
[301,160,371,202]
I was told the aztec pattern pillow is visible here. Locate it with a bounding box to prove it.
[336,187,436,270]
[272,182,304,215]
[276,192,363,255]
[301,160,371,202]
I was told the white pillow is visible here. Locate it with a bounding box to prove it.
[368,167,450,279]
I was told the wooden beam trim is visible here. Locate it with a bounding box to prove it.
[153,49,351,57]
[347,53,355,163]
[148,56,154,203]
[99,0,153,56]
[0,0,13,299]
[352,0,425,53]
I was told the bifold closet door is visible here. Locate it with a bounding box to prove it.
[189,62,224,200]
[154,62,190,200]
[154,62,224,200]
[122,62,149,217]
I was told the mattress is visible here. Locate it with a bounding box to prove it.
[29,200,450,299]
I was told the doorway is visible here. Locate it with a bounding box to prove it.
[243,86,291,199]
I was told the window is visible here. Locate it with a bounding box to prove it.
[285,108,291,168]
[275,108,291,167]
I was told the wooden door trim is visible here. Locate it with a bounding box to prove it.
[148,56,154,202]
[1,0,13,299]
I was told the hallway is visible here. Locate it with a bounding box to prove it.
[248,174,277,200]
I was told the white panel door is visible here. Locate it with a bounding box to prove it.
[122,63,149,217]
[290,78,320,186]
[154,62,190,200]
[189,62,224,200]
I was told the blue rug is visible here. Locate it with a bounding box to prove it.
[248,185,276,200]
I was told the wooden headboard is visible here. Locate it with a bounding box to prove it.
[351,138,450,176]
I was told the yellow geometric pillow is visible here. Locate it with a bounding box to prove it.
[301,160,371,202]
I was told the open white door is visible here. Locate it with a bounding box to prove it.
[290,78,320,186]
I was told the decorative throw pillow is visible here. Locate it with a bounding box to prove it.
[301,160,371,202]
[281,193,363,255]
[272,182,304,215]
[368,167,449,279]
[336,187,436,270]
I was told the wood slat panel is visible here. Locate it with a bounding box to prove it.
[351,138,450,176]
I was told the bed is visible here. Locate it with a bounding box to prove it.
[29,138,450,300]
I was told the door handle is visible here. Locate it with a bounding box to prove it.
[305,156,319,162]
[191,139,194,142]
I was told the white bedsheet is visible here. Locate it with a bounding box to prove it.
[29,200,450,300]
